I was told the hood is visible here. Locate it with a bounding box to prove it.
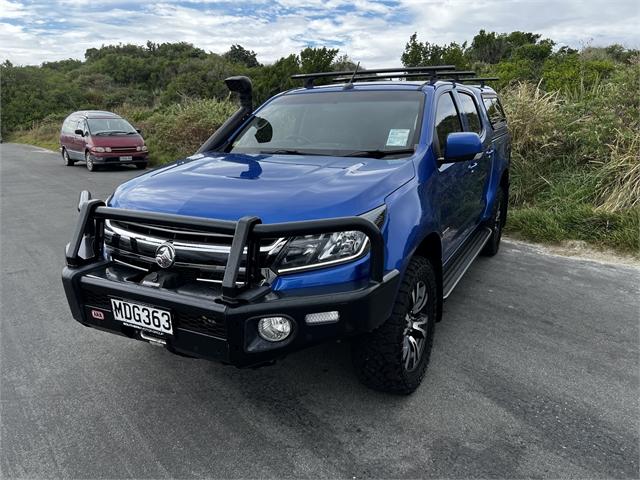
[109,152,415,223]
[90,134,144,147]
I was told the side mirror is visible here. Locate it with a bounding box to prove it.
[443,132,483,163]
[136,128,142,135]
[74,129,84,136]
[77,190,92,211]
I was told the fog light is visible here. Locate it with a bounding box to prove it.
[258,316,292,342]
[305,311,339,325]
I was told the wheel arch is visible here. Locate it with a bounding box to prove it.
[412,232,443,322]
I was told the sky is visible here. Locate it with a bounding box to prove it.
[1,0,638,67]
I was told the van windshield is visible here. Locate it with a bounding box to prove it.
[229,91,424,158]
[87,118,137,136]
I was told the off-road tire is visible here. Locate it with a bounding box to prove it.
[351,256,437,394]
[62,148,74,166]
[481,185,507,256]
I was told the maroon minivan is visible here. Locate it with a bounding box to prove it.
[60,111,148,171]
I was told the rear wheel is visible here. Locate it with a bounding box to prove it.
[481,185,507,256]
[62,148,74,166]
[85,151,95,172]
[351,256,437,394]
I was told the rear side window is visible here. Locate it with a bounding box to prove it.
[482,95,507,127]
[434,92,462,156]
[62,118,76,134]
[458,93,482,134]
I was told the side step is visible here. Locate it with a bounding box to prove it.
[442,227,492,299]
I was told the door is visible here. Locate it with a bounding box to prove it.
[71,119,87,159]
[434,91,473,258]
[454,90,491,225]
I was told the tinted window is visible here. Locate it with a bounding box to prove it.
[458,93,482,133]
[230,91,423,158]
[482,96,507,127]
[434,92,462,156]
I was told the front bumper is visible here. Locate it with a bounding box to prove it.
[62,262,399,366]
[90,152,148,163]
[62,193,398,366]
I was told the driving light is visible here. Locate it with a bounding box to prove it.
[305,311,339,325]
[258,316,292,342]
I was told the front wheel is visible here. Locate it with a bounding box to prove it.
[135,162,147,170]
[351,256,437,394]
[85,151,95,172]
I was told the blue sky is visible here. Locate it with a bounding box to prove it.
[1,0,638,66]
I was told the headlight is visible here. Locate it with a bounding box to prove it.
[105,147,112,152]
[141,145,148,151]
[92,146,105,153]
[272,205,386,273]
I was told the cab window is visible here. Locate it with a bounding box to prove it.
[434,92,462,157]
[482,95,507,127]
[458,93,482,134]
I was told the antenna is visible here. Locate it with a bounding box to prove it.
[344,62,360,90]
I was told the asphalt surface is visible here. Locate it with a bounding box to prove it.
[1,142,639,479]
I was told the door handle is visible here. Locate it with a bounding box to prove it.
[468,161,478,170]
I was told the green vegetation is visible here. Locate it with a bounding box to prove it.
[2,33,638,254]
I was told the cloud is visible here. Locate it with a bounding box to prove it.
[0,0,638,66]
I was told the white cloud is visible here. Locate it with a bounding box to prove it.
[0,0,638,66]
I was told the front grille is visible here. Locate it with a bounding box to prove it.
[81,288,227,339]
[104,220,284,284]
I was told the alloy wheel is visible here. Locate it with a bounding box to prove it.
[402,280,429,372]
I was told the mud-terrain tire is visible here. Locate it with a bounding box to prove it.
[351,256,437,394]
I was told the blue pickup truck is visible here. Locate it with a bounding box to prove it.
[62,66,510,394]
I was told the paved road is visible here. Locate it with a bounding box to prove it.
[1,142,639,479]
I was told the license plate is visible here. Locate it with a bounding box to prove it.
[110,298,173,335]
[120,156,133,161]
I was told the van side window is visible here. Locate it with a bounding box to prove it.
[434,92,462,157]
[458,93,482,134]
[62,118,74,134]
[482,95,507,127]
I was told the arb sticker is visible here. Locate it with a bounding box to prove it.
[386,129,410,147]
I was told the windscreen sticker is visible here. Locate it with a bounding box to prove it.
[386,129,410,147]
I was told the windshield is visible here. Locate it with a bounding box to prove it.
[229,91,423,158]
[87,118,137,136]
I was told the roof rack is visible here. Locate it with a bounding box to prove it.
[291,65,456,88]
[291,66,499,88]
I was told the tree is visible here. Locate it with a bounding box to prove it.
[299,47,339,73]
[223,44,260,68]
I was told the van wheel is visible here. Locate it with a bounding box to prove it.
[62,148,74,166]
[351,256,437,394]
[85,151,96,172]
[481,185,507,256]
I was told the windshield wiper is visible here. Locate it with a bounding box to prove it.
[259,149,325,156]
[343,148,415,159]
